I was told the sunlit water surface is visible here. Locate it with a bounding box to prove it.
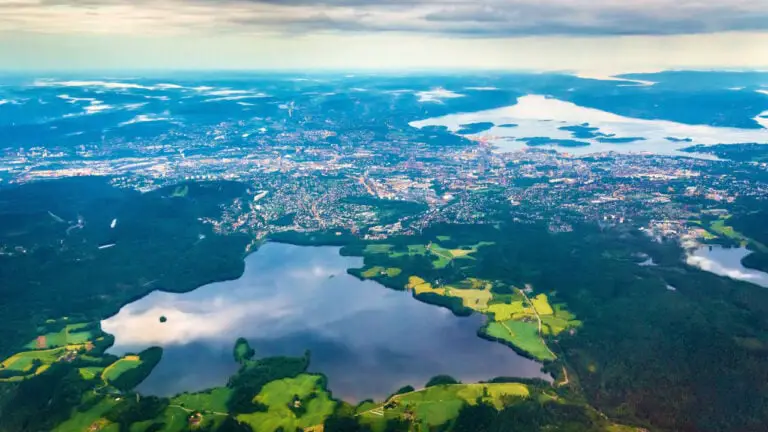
[686,245,768,288]
[102,243,549,401]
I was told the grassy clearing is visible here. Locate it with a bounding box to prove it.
[429,252,453,269]
[102,356,142,384]
[709,218,768,251]
[25,331,66,349]
[531,294,554,316]
[78,366,104,380]
[453,278,490,290]
[24,322,98,349]
[389,387,465,427]
[486,301,530,321]
[541,316,572,336]
[364,244,393,254]
[0,347,67,380]
[445,285,492,310]
[448,249,474,257]
[53,395,119,432]
[2,355,37,373]
[428,241,495,269]
[386,242,493,269]
[152,406,198,431]
[65,324,98,344]
[360,383,529,428]
[389,244,428,258]
[407,244,427,255]
[483,320,555,361]
[238,374,336,432]
[407,276,494,310]
[172,387,233,413]
[542,304,582,336]
[427,244,470,269]
[406,276,445,295]
[361,266,402,278]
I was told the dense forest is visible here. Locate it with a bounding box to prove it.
[2,178,768,431]
[0,177,250,359]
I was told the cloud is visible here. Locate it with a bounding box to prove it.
[415,87,464,103]
[35,79,184,90]
[1,0,768,37]
[118,113,173,126]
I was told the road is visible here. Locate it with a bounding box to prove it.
[516,287,557,359]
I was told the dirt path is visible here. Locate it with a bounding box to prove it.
[517,288,557,359]
[168,404,228,417]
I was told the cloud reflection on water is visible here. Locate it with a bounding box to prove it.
[103,243,549,400]
[686,245,768,288]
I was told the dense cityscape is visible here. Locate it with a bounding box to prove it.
[3,113,766,247]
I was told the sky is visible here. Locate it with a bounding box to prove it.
[1,0,768,72]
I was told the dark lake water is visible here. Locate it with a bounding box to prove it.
[102,242,549,401]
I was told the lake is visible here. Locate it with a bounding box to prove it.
[686,245,768,288]
[102,242,549,401]
[409,94,768,157]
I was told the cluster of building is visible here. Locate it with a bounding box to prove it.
[1,114,765,242]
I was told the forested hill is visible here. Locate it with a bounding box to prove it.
[0,177,250,359]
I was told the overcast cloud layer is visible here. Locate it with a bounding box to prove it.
[2,0,768,36]
[2,1,767,71]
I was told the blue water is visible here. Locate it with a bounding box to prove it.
[102,242,549,401]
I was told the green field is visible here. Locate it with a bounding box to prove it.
[172,387,233,413]
[364,244,394,254]
[428,245,455,269]
[238,374,336,431]
[2,355,37,373]
[65,323,98,344]
[709,219,768,251]
[361,266,402,278]
[531,294,554,316]
[102,356,142,384]
[145,406,200,432]
[444,286,492,310]
[486,301,529,321]
[389,244,428,258]
[482,320,555,361]
[542,304,581,336]
[359,383,529,428]
[24,322,98,349]
[53,395,119,432]
[710,219,742,240]
[383,242,491,269]
[78,366,104,380]
[428,241,494,269]
[1,347,66,380]
[452,278,490,290]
